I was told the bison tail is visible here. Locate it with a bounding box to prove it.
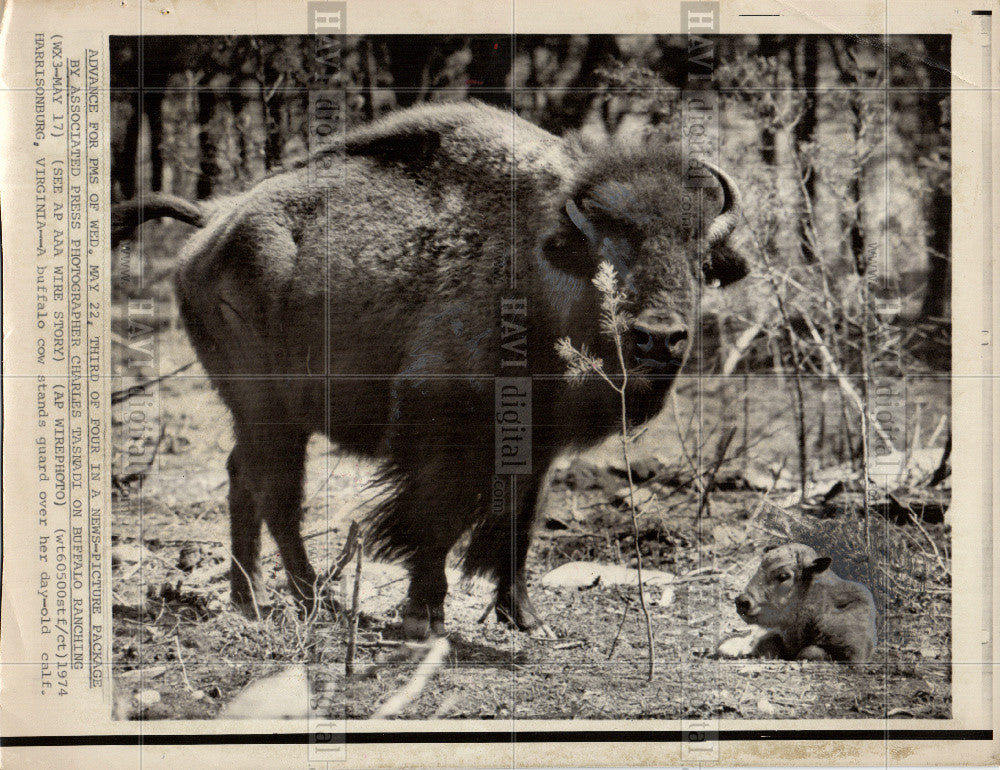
[111,192,205,247]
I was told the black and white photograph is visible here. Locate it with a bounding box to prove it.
[2,0,996,765]
[108,31,952,721]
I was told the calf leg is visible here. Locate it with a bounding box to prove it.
[227,427,315,613]
[751,630,788,659]
[796,644,831,662]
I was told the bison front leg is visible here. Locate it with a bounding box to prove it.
[403,550,449,640]
[368,452,477,640]
[227,428,316,614]
[468,474,553,636]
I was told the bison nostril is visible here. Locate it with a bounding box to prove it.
[665,327,689,357]
[634,328,655,354]
[632,321,689,364]
[735,595,752,614]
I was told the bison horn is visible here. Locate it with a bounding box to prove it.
[700,161,742,245]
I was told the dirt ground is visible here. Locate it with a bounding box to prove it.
[111,325,951,721]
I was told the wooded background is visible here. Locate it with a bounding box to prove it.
[110,34,950,352]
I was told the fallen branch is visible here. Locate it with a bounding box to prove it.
[345,525,364,676]
[111,361,196,404]
[371,637,450,718]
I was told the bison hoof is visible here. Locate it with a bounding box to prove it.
[494,591,553,637]
[230,581,269,620]
[402,604,446,640]
[232,594,272,620]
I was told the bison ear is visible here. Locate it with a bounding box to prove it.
[702,244,749,288]
[538,198,601,278]
[806,556,832,575]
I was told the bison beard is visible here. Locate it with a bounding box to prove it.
[113,101,747,640]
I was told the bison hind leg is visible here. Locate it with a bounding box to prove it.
[228,424,316,614]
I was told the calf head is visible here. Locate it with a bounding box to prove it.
[734,543,833,628]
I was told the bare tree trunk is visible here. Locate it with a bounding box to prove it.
[196,90,219,199]
[918,37,951,320]
[794,37,818,263]
[757,36,787,165]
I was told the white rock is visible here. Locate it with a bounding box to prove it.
[111,543,154,566]
[540,561,674,589]
[136,690,161,708]
[119,665,167,680]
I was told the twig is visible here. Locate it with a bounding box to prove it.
[901,504,950,577]
[371,637,450,718]
[609,278,656,682]
[557,261,656,681]
[174,635,195,693]
[799,313,896,452]
[748,457,786,520]
[345,527,364,676]
[111,361,196,404]
[606,594,632,660]
[697,425,737,520]
[319,521,361,585]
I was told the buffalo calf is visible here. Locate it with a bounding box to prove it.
[730,543,877,662]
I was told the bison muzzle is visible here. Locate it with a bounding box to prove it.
[113,101,748,639]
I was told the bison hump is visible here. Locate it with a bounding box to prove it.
[334,102,567,185]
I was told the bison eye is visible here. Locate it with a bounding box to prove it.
[776,571,792,582]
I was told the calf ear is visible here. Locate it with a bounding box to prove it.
[806,556,832,576]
